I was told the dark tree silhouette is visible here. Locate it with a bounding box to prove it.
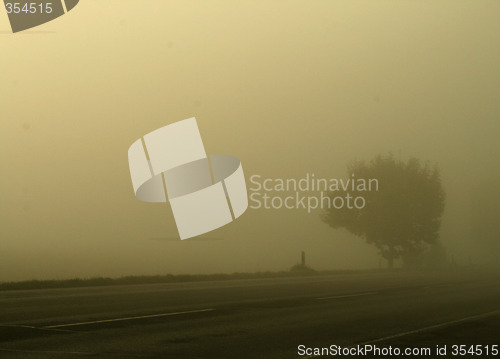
[469,177,500,264]
[321,154,445,269]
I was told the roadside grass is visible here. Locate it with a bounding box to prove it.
[0,268,392,291]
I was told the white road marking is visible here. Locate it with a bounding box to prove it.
[43,308,215,329]
[317,291,377,300]
[303,309,500,358]
[358,309,500,345]
[0,324,37,329]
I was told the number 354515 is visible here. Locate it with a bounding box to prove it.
[5,3,53,14]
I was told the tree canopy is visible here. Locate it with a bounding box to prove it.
[321,153,445,269]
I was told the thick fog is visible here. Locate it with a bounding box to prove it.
[1,1,499,281]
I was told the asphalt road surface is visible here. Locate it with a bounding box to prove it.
[0,270,499,358]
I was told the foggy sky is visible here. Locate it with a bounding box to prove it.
[1,1,499,281]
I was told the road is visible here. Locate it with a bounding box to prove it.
[0,270,499,358]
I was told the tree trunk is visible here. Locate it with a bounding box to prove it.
[385,245,395,270]
[387,256,394,270]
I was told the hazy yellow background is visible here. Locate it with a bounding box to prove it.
[1,1,499,281]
